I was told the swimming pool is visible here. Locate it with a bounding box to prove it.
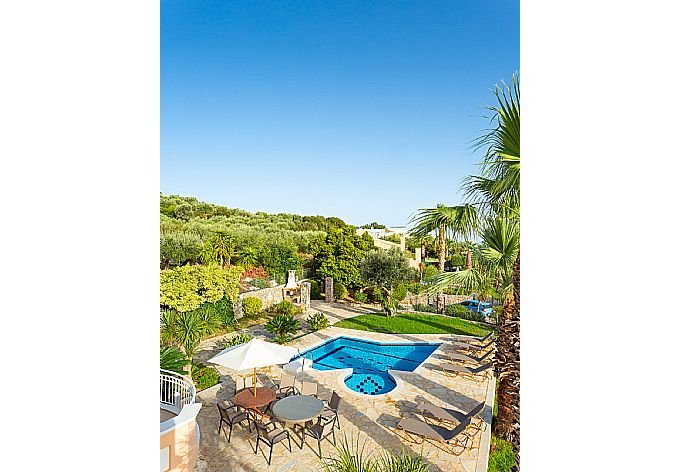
[294,336,440,395]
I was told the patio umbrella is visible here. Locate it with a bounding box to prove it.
[208,338,298,397]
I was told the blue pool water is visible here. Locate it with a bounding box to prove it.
[294,337,440,395]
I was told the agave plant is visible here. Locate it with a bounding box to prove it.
[265,314,301,344]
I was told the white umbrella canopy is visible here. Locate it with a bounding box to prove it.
[208,338,298,396]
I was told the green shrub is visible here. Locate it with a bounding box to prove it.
[306,312,330,331]
[309,280,322,300]
[191,364,220,391]
[241,297,262,316]
[369,287,384,303]
[422,264,438,282]
[392,284,408,301]
[274,299,299,316]
[321,435,429,472]
[412,303,436,313]
[160,265,243,313]
[488,437,516,472]
[376,447,429,472]
[265,314,301,343]
[224,333,251,347]
[212,297,235,326]
[407,282,421,295]
[353,291,368,303]
[445,303,484,321]
[251,278,270,289]
[334,281,347,300]
[449,253,465,269]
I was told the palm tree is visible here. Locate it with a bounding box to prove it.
[160,309,216,375]
[409,204,477,271]
[201,231,235,267]
[237,246,258,270]
[422,73,521,467]
[160,345,189,375]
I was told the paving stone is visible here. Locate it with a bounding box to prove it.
[193,324,494,472]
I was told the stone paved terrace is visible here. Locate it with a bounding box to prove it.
[193,324,494,472]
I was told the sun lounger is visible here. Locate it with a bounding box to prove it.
[418,401,487,431]
[454,338,494,353]
[447,350,493,366]
[395,416,475,456]
[465,332,494,345]
[439,362,492,381]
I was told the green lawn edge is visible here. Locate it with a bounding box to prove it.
[333,312,491,336]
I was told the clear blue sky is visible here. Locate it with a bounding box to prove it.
[161,1,519,227]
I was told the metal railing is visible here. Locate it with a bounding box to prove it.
[160,369,196,409]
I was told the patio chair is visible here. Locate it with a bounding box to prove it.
[252,414,292,466]
[236,375,255,390]
[395,416,474,456]
[217,402,250,442]
[418,401,488,432]
[296,413,337,458]
[447,350,493,366]
[270,373,296,399]
[319,391,341,429]
[299,381,318,397]
[439,362,492,381]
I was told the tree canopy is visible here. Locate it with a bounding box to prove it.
[309,226,374,288]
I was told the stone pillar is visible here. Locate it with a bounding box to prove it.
[400,233,406,252]
[415,247,422,263]
[325,277,334,303]
[301,281,311,308]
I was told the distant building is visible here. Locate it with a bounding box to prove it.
[356,226,420,267]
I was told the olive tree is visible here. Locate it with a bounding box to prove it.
[360,248,415,316]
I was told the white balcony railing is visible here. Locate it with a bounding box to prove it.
[160,369,196,410]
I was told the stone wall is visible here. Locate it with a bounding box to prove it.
[234,281,311,318]
[403,293,472,311]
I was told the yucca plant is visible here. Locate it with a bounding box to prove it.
[321,434,429,472]
[374,447,429,472]
[321,434,375,472]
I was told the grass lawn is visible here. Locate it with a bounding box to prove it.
[333,312,491,336]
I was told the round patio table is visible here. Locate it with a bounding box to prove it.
[233,387,276,411]
[271,394,324,427]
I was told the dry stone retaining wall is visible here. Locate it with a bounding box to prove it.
[234,281,311,318]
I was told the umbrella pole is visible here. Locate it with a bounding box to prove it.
[253,367,257,396]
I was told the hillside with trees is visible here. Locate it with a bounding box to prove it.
[160,194,351,282]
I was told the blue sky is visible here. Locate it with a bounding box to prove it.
[161,1,519,227]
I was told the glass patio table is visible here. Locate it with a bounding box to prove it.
[271,394,324,427]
